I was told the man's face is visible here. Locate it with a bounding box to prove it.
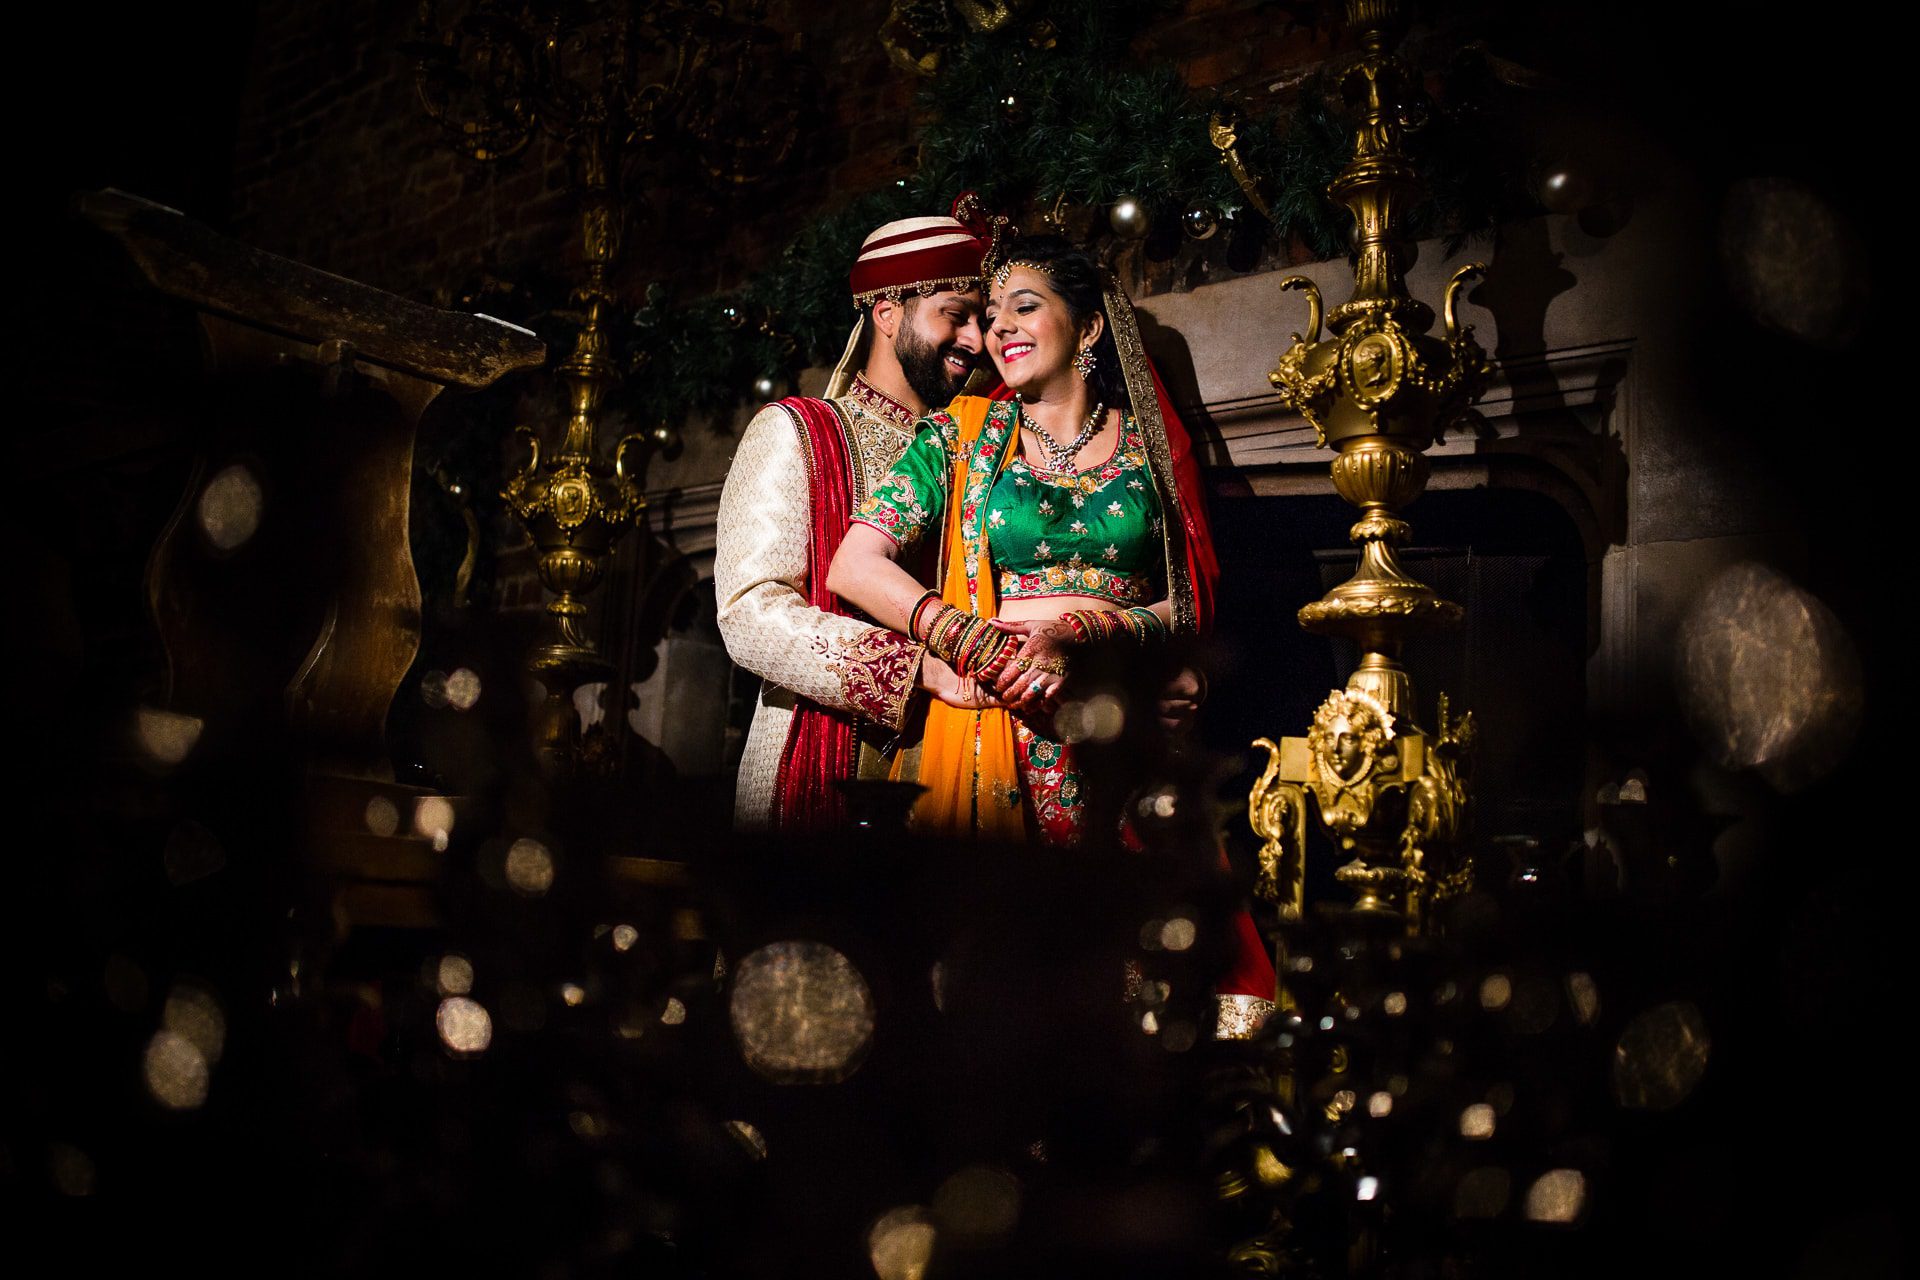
[893,288,985,407]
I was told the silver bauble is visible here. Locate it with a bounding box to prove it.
[1108,196,1150,240]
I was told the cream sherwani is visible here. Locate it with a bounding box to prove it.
[715,392,927,828]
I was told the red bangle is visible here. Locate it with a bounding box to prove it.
[908,590,943,641]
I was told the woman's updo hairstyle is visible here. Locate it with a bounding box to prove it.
[991,235,1127,410]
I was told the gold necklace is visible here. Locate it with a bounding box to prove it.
[1019,399,1106,475]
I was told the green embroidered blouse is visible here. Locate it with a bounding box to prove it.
[852,401,1165,609]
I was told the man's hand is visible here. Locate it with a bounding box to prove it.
[1157,666,1207,733]
[921,653,1000,711]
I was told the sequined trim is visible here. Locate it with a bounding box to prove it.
[851,275,983,306]
[1214,994,1276,1040]
[1102,274,1198,636]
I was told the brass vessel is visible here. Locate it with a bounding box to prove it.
[500,131,647,767]
[410,1,801,768]
[1248,0,1489,933]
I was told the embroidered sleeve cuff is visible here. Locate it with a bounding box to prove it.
[848,513,908,548]
[837,628,925,730]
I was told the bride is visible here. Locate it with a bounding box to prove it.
[827,235,1218,845]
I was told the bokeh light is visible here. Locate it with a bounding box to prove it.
[612,924,639,953]
[196,462,264,551]
[436,954,474,996]
[505,838,555,896]
[1478,973,1512,1011]
[1056,692,1125,744]
[1675,563,1862,792]
[560,982,586,1007]
[726,1119,768,1160]
[1381,990,1407,1016]
[414,797,455,848]
[363,795,400,837]
[1459,1104,1496,1139]
[933,1165,1021,1242]
[1613,1000,1711,1110]
[1566,971,1601,1026]
[1524,1168,1588,1224]
[730,941,876,1084]
[436,996,492,1056]
[1159,918,1196,951]
[1368,1091,1393,1118]
[144,1029,210,1109]
[420,670,450,708]
[162,984,225,1065]
[1357,1175,1380,1200]
[445,667,482,711]
[135,707,203,766]
[868,1206,936,1280]
[661,998,687,1025]
[1718,177,1864,349]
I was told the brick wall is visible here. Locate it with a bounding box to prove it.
[231,1,936,306]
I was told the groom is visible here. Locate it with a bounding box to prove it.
[715,197,992,830]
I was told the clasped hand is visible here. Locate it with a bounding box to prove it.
[919,619,1075,718]
[922,626,1205,733]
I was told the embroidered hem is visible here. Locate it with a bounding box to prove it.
[998,566,1152,606]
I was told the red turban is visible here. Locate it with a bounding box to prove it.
[848,192,994,304]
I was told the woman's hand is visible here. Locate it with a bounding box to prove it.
[989,618,1076,713]
[921,654,1000,711]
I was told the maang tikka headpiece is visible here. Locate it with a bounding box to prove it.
[964,198,1059,293]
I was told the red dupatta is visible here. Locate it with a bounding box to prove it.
[769,396,860,830]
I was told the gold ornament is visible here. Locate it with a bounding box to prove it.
[1248,0,1487,931]
[1108,195,1150,240]
[880,0,1040,77]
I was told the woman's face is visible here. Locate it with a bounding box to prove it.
[986,265,1086,397]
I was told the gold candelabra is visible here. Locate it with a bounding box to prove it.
[408,0,801,767]
[1247,0,1490,934]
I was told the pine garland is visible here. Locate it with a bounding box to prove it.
[604,0,1511,432]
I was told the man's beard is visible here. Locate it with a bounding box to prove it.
[895,325,971,408]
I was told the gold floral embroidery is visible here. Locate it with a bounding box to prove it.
[826,627,924,731]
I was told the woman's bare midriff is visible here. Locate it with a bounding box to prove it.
[998,594,1130,622]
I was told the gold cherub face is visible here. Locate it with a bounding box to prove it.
[1330,714,1364,779]
[1308,690,1395,789]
